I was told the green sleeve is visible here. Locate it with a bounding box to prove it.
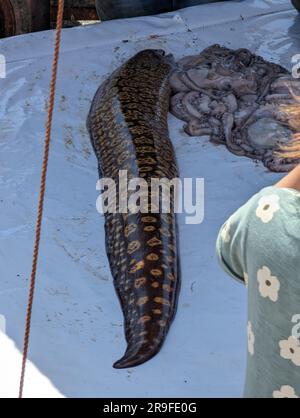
[216,185,300,398]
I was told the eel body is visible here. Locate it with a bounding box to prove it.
[87,50,180,368]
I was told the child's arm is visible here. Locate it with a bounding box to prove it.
[276,164,300,191]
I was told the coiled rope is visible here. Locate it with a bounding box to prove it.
[19,0,65,398]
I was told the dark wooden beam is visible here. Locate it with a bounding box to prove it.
[51,0,98,21]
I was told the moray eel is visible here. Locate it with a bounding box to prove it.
[87,49,180,369]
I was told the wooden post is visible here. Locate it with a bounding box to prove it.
[0,0,50,37]
[30,0,50,32]
[0,0,16,37]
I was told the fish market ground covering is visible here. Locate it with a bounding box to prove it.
[0,0,296,398]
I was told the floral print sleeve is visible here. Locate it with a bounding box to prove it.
[216,186,300,398]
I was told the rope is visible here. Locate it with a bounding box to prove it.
[18,0,65,399]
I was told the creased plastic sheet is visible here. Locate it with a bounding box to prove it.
[0,0,298,397]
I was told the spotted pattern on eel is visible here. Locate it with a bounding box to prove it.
[87,50,180,369]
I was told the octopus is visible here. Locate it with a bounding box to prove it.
[87,50,180,368]
[170,44,300,172]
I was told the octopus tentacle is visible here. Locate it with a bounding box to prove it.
[170,44,299,172]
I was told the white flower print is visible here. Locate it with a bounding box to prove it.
[255,194,280,223]
[273,385,299,398]
[279,336,300,366]
[257,266,280,302]
[220,220,231,243]
[247,321,255,355]
[243,272,249,287]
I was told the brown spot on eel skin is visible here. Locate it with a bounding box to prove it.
[87,50,180,369]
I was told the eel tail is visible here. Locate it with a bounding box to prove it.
[108,212,180,369]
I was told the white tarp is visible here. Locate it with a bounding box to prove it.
[0,0,297,397]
